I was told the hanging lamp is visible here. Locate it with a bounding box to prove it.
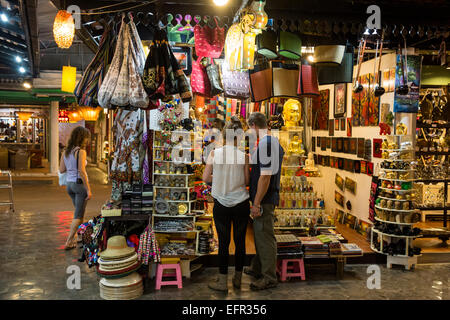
[68,111,82,123]
[61,65,77,93]
[16,112,34,122]
[53,10,75,49]
[79,107,102,121]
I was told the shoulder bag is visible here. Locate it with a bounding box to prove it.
[272,61,299,98]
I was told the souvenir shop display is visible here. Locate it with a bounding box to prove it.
[371,127,423,270]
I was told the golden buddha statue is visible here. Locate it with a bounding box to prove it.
[282,99,301,128]
[288,134,305,155]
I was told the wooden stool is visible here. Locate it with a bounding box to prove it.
[277,258,306,281]
[155,258,183,290]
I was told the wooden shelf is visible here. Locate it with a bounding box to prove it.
[374,217,415,226]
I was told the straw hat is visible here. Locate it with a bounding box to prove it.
[99,236,135,259]
[98,261,141,275]
[99,252,137,265]
[100,272,143,288]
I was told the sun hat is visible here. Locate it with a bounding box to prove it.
[98,235,135,259]
[100,272,143,288]
[99,252,138,266]
[98,259,138,272]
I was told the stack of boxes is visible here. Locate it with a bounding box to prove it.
[122,184,153,215]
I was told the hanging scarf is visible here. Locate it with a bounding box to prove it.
[137,225,161,265]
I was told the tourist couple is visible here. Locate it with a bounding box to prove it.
[202,112,284,292]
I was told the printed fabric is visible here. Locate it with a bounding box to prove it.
[137,225,161,265]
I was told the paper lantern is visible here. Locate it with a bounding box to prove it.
[61,66,77,93]
[53,10,75,49]
[68,111,82,123]
[16,112,33,122]
[79,107,102,121]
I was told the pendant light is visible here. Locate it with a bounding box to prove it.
[53,10,75,49]
[68,111,82,123]
[61,65,77,93]
[16,112,34,122]
[79,107,102,121]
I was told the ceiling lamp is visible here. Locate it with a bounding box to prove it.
[23,82,31,89]
[19,67,25,73]
[68,111,82,123]
[61,66,77,93]
[0,13,8,22]
[16,112,34,122]
[213,0,229,6]
[53,10,75,49]
[79,107,102,121]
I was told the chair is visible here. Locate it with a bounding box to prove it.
[155,257,183,289]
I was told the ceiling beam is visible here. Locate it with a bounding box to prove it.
[0,29,26,46]
[20,0,39,77]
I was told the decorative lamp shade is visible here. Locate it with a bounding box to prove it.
[53,10,75,49]
[252,0,268,30]
[61,66,77,93]
[79,107,102,121]
[16,112,33,121]
[68,111,82,123]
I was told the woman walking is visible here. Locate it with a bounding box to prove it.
[59,126,92,250]
[202,116,250,292]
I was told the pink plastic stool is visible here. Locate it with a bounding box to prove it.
[155,263,183,289]
[277,258,306,281]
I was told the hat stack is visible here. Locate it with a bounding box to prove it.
[97,235,143,300]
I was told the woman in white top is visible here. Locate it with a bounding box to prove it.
[203,116,250,292]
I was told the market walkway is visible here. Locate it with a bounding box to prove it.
[0,167,449,300]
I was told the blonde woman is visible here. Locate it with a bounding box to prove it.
[203,116,250,292]
[59,126,92,250]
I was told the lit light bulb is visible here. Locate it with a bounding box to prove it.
[307,55,315,63]
[198,107,203,112]
[23,82,31,89]
[213,0,229,6]
[363,28,370,35]
[1,13,8,22]
[372,29,378,35]
[19,67,25,73]
[15,56,22,63]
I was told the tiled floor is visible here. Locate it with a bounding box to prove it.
[0,167,449,300]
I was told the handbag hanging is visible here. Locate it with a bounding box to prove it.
[249,61,273,102]
[278,31,302,60]
[206,59,224,96]
[111,24,131,106]
[221,61,250,99]
[314,45,346,66]
[297,62,319,96]
[272,61,299,98]
[191,56,211,97]
[256,19,277,59]
[316,43,354,85]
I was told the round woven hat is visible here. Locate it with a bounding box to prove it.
[99,236,135,259]
[100,272,143,288]
[99,253,138,266]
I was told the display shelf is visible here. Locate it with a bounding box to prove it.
[276,207,323,210]
[374,205,416,213]
[379,168,414,172]
[155,199,197,203]
[154,173,193,176]
[153,230,199,233]
[416,122,450,129]
[153,214,197,218]
[370,245,420,258]
[378,187,414,193]
[154,186,195,189]
[379,178,415,182]
[103,215,151,221]
[416,151,450,156]
[417,206,450,211]
[374,217,415,226]
[382,158,415,162]
[372,228,422,239]
[274,226,308,230]
[381,148,413,152]
[377,196,410,202]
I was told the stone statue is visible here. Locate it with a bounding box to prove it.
[304,152,318,172]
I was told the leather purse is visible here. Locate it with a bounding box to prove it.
[249,62,273,102]
[298,63,319,96]
[272,61,299,98]
[278,31,302,60]
[316,43,354,85]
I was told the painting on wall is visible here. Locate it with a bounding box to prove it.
[312,137,316,152]
[335,209,345,224]
[380,103,390,124]
[347,118,352,137]
[335,191,345,208]
[334,83,347,118]
[328,119,334,136]
[373,138,382,158]
[335,119,340,130]
[360,73,370,126]
[345,177,357,194]
[357,138,365,158]
[349,138,357,154]
[394,55,422,113]
[321,137,327,151]
[389,68,396,92]
[360,160,367,174]
[368,73,380,126]
[337,137,343,152]
[343,138,350,153]
[340,118,346,131]
[313,89,330,130]
[335,173,344,191]
[351,76,362,127]
[356,221,371,237]
[332,137,337,152]
[354,160,361,173]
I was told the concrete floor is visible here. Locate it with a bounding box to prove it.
[0,167,449,300]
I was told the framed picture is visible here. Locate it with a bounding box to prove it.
[343,138,350,153]
[354,160,361,173]
[373,138,382,158]
[345,177,357,194]
[344,213,358,229]
[327,137,331,149]
[367,162,374,176]
[349,138,357,154]
[335,173,344,191]
[334,83,347,118]
[356,221,371,237]
[360,160,367,174]
[337,138,343,152]
[364,139,372,160]
[335,191,345,208]
[317,136,321,147]
[332,137,338,152]
[312,137,316,152]
[344,159,353,172]
[321,137,327,151]
[313,89,330,130]
[347,118,352,137]
[340,118,346,131]
[338,157,344,169]
[335,119,340,130]
[357,138,365,158]
[335,209,345,224]
[329,119,334,136]
[172,46,192,76]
